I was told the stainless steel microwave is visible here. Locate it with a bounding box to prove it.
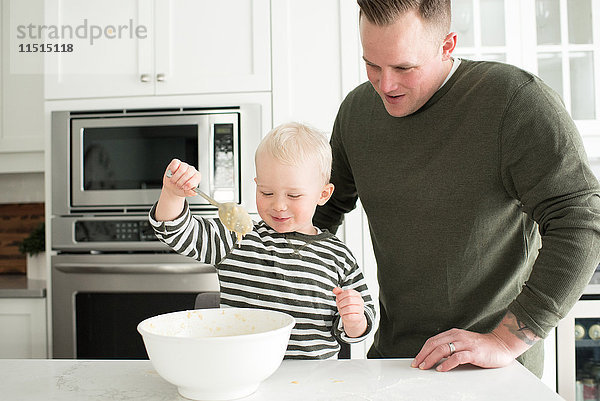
[51,105,261,216]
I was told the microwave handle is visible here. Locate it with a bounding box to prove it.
[208,121,215,197]
[54,262,212,274]
[198,116,212,198]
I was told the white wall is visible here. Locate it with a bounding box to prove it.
[0,173,44,203]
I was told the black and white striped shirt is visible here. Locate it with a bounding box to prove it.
[149,202,376,359]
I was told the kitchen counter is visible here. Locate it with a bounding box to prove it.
[0,358,563,400]
[0,275,46,298]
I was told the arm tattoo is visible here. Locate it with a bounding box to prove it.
[503,313,539,346]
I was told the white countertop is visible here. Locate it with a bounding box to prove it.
[0,358,562,400]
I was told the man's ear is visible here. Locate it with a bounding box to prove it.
[318,183,335,206]
[441,32,457,61]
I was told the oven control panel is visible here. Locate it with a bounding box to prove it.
[75,220,158,242]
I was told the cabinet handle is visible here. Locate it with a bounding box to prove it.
[156,73,165,82]
[140,74,151,82]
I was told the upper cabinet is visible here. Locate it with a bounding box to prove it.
[44,0,271,99]
[0,0,45,173]
[271,0,361,132]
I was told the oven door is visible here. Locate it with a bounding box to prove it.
[51,253,219,359]
[70,112,239,209]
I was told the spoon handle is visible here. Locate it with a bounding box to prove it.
[166,169,221,207]
[192,187,221,207]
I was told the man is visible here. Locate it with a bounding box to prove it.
[313,0,600,377]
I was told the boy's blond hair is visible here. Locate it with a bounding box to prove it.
[256,122,332,184]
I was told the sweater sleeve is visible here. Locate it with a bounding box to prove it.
[500,77,600,338]
[332,247,377,343]
[313,99,360,234]
[148,201,235,265]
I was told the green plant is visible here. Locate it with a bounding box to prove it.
[19,222,45,257]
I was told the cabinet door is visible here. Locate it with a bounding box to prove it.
[0,298,47,358]
[44,0,154,99]
[1,0,45,173]
[271,0,360,131]
[154,0,271,95]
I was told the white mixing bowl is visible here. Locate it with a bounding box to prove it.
[137,308,295,400]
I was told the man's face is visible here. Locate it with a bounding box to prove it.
[360,10,455,117]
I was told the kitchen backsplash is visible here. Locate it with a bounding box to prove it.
[0,203,45,274]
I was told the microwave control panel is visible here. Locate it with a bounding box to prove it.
[75,220,158,242]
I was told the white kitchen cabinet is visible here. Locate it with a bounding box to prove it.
[0,0,45,173]
[271,0,361,133]
[44,0,271,99]
[0,298,47,359]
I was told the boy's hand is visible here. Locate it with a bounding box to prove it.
[163,159,202,198]
[155,159,201,221]
[333,287,367,338]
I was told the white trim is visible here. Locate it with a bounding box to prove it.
[592,0,600,120]
[339,0,361,97]
[559,0,572,113]
[504,0,523,66]
[472,0,481,57]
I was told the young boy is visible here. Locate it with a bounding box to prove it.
[149,122,376,359]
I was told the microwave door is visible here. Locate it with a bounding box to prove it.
[70,115,212,209]
[208,113,239,204]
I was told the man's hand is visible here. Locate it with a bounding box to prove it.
[333,287,367,338]
[411,311,540,372]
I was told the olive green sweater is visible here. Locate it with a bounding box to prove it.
[313,59,600,376]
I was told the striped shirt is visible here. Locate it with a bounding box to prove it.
[149,202,376,359]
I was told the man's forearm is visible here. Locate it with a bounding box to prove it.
[490,311,541,358]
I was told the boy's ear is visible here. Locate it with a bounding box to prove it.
[317,183,335,206]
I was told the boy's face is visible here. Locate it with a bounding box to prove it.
[254,152,333,235]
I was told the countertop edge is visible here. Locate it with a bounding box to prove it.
[0,276,46,298]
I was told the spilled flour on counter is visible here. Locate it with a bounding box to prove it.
[373,376,478,401]
[313,376,478,401]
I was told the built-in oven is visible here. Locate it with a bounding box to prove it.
[51,253,219,359]
[50,105,262,359]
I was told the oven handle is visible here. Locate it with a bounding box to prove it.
[54,262,212,274]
